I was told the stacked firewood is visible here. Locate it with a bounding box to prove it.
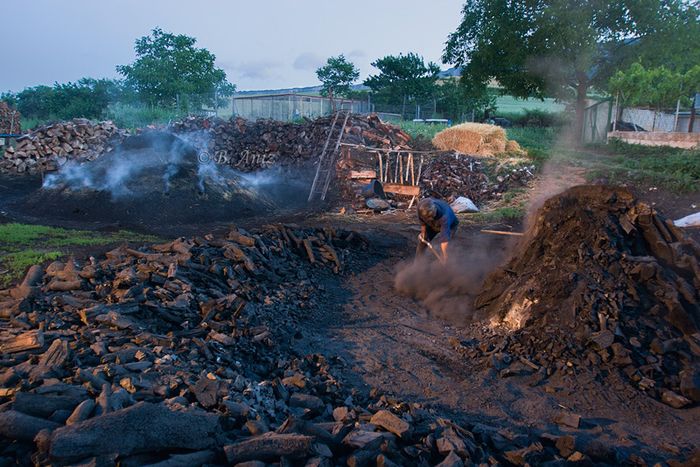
[0,102,21,134]
[170,113,411,172]
[421,151,535,204]
[0,119,128,174]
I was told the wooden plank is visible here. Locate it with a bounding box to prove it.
[480,229,525,237]
[349,170,377,179]
[383,183,420,196]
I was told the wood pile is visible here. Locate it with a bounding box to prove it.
[335,149,536,210]
[169,113,411,172]
[0,102,21,134]
[0,119,128,175]
[421,151,535,204]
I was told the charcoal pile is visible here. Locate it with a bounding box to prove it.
[470,186,700,408]
[0,225,365,464]
[0,222,688,465]
[0,119,128,175]
[0,101,21,134]
[170,113,411,172]
[421,152,535,204]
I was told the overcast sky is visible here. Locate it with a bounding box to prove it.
[2,0,464,93]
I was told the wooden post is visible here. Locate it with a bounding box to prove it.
[416,155,424,184]
[378,152,383,183]
[394,152,399,183]
[385,152,390,182]
[673,98,681,132]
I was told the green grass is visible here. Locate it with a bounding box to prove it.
[0,251,63,287]
[398,121,448,140]
[580,143,700,193]
[495,95,565,115]
[466,205,526,224]
[0,223,159,287]
[0,223,158,247]
[507,126,559,167]
[525,135,700,193]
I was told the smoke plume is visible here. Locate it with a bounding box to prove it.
[394,235,516,326]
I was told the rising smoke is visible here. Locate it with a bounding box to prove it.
[40,129,313,215]
[42,131,219,198]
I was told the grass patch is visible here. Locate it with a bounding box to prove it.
[0,251,62,287]
[0,223,159,287]
[0,223,158,247]
[466,205,526,224]
[551,141,700,193]
[495,95,565,115]
[398,121,448,140]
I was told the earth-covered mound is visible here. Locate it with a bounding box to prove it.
[476,185,700,406]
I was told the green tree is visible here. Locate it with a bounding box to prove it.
[435,78,495,122]
[443,0,699,141]
[364,53,440,116]
[610,62,700,130]
[117,27,234,109]
[2,78,123,121]
[316,55,360,108]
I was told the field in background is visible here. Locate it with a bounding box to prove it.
[495,96,565,114]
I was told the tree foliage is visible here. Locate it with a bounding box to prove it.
[435,79,495,121]
[609,63,700,109]
[364,53,440,104]
[1,79,123,121]
[116,28,234,108]
[443,0,699,138]
[316,55,360,100]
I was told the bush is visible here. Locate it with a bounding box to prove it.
[104,103,184,129]
[497,109,570,127]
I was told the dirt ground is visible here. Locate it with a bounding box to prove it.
[1,169,699,463]
[287,208,700,463]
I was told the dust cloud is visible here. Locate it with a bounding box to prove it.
[394,236,515,326]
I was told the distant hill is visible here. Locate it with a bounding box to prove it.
[235,68,463,96]
[437,67,462,78]
[236,83,369,97]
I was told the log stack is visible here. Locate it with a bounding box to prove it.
[421,151,535,204]
[0,119,128,174]
[0,102,21,135]
[169,113,411,172]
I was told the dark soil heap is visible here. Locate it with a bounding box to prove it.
[15,132,299,228]
[475,185,700,407]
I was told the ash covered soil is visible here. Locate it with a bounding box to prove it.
[1,182,700,465]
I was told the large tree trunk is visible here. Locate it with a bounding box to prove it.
[574,75,589,144]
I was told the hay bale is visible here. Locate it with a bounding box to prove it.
[505,140,526,156]
[432,123,521,158]
[432,126,483,154]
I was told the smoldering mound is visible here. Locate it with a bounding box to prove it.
[17,131,312,228]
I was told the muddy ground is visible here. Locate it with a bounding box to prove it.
[1,171,699,463]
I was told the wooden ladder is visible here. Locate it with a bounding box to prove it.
[307,110,350,202]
